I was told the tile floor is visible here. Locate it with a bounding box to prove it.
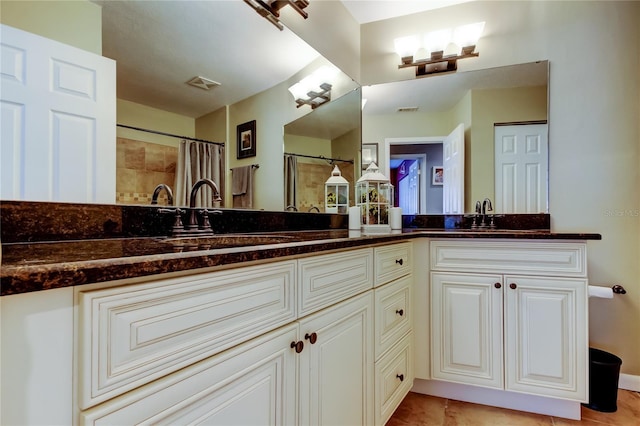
[387,390,640,425]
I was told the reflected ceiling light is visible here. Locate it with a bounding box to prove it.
[288,66,339,109]
[395,22,485,77]
[243,0,309,31]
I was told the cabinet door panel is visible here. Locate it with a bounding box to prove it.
[374,275,412,360]
[431,272,503,389]
[504,276,587,401]
[77,261,296,409]
[298,292,374,426]
[80,324,298,425]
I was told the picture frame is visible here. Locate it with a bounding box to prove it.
[432,166,444,185]
[237,120,256,159]
[361,143,378,170]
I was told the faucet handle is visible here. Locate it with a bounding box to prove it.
[159,208,186,232]
[197,209,222,232]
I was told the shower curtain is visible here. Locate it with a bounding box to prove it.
[284,154,297,209]
[175,140,225,207]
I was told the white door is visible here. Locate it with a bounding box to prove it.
[494,124,548,213]
[1,24,116,203]
[398,160,419,214]
[431,272,503,389]
[298,292,374,426]
[504,275,587,401]
[443,123,465,214]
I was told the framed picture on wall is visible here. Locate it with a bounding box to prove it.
[237,120,256,159]
[432,166,444,185]
[362,143,378,170]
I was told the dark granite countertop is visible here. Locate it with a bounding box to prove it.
[1,229,601,296]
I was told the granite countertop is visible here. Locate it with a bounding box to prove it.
[0,229,601,296]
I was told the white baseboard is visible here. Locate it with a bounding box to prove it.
[619,373,640,392]
[411,379,582,420]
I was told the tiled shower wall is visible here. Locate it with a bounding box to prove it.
[116,138,178,205]
[297,161,354,212]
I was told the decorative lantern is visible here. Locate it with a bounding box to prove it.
[324,165,349,213]
[356,162,394,233]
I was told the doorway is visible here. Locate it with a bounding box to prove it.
[384,138,443,214]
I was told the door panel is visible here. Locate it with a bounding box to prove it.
[443,124,465,214]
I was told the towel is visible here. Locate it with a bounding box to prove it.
[231,165,254,208]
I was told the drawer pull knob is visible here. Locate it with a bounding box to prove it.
[396,374,405,382]
[396,309,404,316]
[494,283,502,289]
[395,259,404,266]
[290,341,304,353]
[510,283,517,289]
[305,332,318,344]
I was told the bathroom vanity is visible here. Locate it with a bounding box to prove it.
[0,204,601,424]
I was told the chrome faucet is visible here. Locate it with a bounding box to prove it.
[187,178,223,233]
[481,198,494,228]
[151,184,174,206]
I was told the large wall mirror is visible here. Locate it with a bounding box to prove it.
[362,60,549,215]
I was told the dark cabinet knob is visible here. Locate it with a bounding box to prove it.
[395,259,404,266]
[396,309,404,316]
[290,340,304,353]
[396,374,404,381]
[305,332,318,344]
[494,283,502,289]
[510,283,517,289]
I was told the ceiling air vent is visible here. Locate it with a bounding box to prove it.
[186,76,221,90]
[397,107,419,112]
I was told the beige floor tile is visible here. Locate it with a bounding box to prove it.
[388,390,640,425]
[389,392,447,425]
[443,399,553,426]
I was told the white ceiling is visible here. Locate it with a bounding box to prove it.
[95,0,480,119]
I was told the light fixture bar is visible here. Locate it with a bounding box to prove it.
[243,0,309,30]
[293,83,332,109]
[398,51,479,77]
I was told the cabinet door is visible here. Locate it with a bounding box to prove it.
[298,292,374,426]
[504,276,587,401]
[80,324,298,425]
[431,272,503,389]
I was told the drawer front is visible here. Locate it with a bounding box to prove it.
[430,240,587,277]
[80,324,298,426]
[375,331,413,426]
[298,248,373,317]
[374,242,412,287]
[374,275,412,360]
[77,261,296,409]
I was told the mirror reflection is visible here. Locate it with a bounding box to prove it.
[362,61,549,214]
[284,88,361,212]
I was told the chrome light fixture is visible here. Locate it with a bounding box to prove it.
[243,0,309,31]
[395,22,485,77]
[288,66,339,109]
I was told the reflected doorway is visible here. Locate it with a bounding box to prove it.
[388,141,444,214]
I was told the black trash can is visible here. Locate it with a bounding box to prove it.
[583,347,622,412]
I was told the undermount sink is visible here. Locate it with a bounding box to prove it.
[159,233,301,250]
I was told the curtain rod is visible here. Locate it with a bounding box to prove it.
[284,152,354,164]
[117,124,224,146]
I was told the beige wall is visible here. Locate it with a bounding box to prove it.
[117,99,195,147]
[361,1,640,376]
[0,0,102,54]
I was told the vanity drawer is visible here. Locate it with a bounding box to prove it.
[298,248,373,317]
[76,261,296,410]
[375,331,413,426]
[374,242,412,287]
[430,240,587,277]
[374,275,412,360]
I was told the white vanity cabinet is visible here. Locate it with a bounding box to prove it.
[76,246,380,425]
[429,240,588,402]
[373,243,414,425]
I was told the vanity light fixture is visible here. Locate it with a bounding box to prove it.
[243,0,309,31]
[395,22,485,77]
[288,65,339,109]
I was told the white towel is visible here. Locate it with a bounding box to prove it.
[231,166,254,208]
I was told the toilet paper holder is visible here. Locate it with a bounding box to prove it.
[612,285,627,295]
